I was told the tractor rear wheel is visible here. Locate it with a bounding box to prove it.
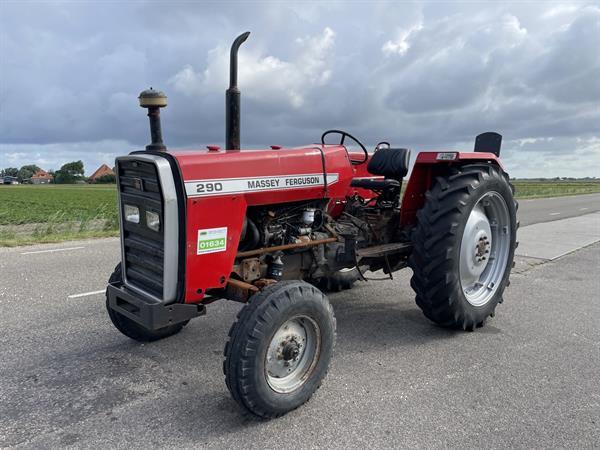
[105,263,187,342]
[408,164,518,330]
[223,281,336,418]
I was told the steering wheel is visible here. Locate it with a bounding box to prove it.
[321,129,369,165]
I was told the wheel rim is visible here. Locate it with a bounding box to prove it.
[265,316,321,394]
[459,191,511,307]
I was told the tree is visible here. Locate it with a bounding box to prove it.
[17,164,41,182]
[54,160,85,184]
[1,167,18,178]
[94,174,116,184]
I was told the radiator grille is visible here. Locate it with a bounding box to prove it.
[118,159,164,299]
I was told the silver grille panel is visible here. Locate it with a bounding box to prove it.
[116,154,179,303]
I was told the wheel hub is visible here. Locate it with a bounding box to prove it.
[473,231,491,264]
[475,235,490,259]
[265,316,320,393]
[459,191,511,307]
[460,206,493,285]
[282,340,301,361]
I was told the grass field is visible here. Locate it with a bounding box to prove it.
[1,179,599,246]
[0,185,118,246]
[511,180,600,198]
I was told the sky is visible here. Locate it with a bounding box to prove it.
[0,1,599,177]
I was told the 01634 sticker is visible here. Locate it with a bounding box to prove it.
[197,227,227,255]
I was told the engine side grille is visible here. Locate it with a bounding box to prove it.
[118,159,165,299]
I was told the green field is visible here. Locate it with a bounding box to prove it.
[511,180,600,198]
[0,184,119,246]
[1,180,599,246]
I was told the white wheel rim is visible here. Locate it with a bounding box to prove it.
[459,191,511,307]
[265,316,321,393]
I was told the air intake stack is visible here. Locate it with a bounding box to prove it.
[139,88,168,152]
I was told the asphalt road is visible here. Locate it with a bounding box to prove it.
[1,195,599,448]
[516,192,600,226]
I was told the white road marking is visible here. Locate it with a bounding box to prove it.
[549,212,561,216]
[21,246,85,255]
[580,207,589,211]
[68,290,105,299]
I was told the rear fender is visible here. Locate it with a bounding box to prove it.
[400,151,503,228]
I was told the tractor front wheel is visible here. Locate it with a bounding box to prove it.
[408,164,518,330]
[105,263,188,342]
[223,281,336,418]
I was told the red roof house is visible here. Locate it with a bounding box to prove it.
[89,164,115,182]
[30,169,53,184]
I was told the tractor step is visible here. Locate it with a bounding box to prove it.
[357,242,412,259]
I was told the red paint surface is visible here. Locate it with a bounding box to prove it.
[400,151,503,227]
[171,146,503,302]
[172,145,356,302]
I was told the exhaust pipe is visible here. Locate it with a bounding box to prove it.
[225,31,250,150]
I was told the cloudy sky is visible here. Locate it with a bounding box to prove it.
[1,1,599,177]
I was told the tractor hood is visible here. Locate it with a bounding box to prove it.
[170,145,355,206]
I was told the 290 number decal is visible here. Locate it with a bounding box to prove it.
[196,182,223,193]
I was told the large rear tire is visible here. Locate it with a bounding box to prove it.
[408,164,518,330]
[105,263,187,342]
[223,281,336,418]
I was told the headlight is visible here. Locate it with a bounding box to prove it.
[124,204,140,223]
[146,210,160,232]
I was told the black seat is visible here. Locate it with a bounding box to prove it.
[367,148,411,179]
[474,132,502,156]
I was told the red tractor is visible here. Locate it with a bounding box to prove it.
[106,32,518,418]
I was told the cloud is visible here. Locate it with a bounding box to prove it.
[503,136,600,178]
[0,1,599,178]
[0,140,130,175]
[382,21,423,56]
[529,6,600,104]
[170,27,335,109]
[382,12,528,114]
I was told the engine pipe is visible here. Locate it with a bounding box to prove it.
[236,237,338,259]
[225,31,250,150]
[139,88,168,151]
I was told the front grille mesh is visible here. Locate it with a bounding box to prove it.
[118,159,164,299]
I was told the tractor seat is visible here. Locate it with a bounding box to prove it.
[367,148,411,179]
[350,178,400,190]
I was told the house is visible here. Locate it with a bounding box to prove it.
[30,169,54,184]
[89,164,115,183]
[2,176,19,185]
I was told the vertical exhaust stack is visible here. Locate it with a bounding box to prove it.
[225,31,251,150]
